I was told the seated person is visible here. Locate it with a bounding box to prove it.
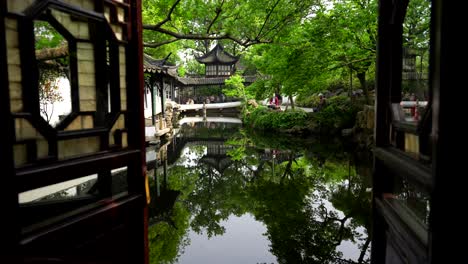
[268,96,280,109]
[314,93,327,112]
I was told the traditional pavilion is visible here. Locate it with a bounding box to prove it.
[196,44,239,77]
[177,44,255,104]
[143,44,256,122]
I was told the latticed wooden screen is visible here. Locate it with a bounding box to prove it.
[1,0,147,261]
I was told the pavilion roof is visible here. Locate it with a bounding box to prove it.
[177,75,256,86]
[143,53,178,77]
[195,44,239,64]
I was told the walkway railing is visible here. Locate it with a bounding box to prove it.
[178,116,242,125]
[400,100,428,121]
[179,101,242,111]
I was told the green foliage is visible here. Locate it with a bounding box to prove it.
[403,0,431,51]
[194,86,222,97]
[34,21,66,50]
[148,123,373,263]
[244,107,310,131]
[34,21,69,123]
[242,95,364,134]
[296,94,320,108]
[313,95,362,130]
[148,203,190,264]
[143,0,320,52]
[184,58,205,75]
[242,0,378,104]
[177,65,186,77]
[224,74,250,101]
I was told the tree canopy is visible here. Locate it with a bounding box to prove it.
[142,0,430,103]
[142,0,320,50]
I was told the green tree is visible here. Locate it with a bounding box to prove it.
[34,21,69,123]
[142,0,320,50]
[224,73,253,103]
[245,0,378,104]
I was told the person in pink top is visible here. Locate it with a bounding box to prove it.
[268,95,279,109]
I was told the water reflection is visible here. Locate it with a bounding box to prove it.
[147,121,372,264]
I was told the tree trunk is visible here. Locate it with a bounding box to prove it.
[357,71,370,104]
[289,95,295,110]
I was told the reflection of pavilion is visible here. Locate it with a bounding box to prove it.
[147,122,240,225]
[199,143,234,174]
[146,121,240,171]
[166,122,239,166]
[261,149,294,163]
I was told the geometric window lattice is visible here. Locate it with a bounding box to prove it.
[4,0,138,229]
[8,1,131,168]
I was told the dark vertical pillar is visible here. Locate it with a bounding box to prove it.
[109,42,121,113]
[91,21,108,128]
[18,18,39,116]
[0,5,20,260]
[126,0,148,263]
[97,171,112,198]
[372,1,393,262]
[429,1,465,263]
[68,40,80,112]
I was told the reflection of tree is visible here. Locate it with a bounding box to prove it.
[247,160,371,264]
[148,126,372,264]
[232,131,371,263]
[148,203,190,264]
[147,166,197,264]
[330,170,372,263]
[186,164,251,237]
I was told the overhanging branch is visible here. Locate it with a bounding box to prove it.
[144,38,180,48]
[206,0,225,34]
[143,26,271,48]
[256,0,282,40]
[145,0,181,30]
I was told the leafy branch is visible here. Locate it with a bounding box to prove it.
[143,0,315,49]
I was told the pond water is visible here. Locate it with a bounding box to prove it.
[147,119,372,264]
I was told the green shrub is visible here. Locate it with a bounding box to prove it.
[313,95,362,130]
[296,94,319,108]
[244,107,310,131]
[243,95,363,133]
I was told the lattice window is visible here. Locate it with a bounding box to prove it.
[2,0,140,228]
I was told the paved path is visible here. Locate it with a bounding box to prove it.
[280,106,314,113]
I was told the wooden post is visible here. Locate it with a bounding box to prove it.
[203,102,207,120]
[151,76,156,125]
[160,77,165,118]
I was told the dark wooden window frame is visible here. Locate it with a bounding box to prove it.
[1,1,147,261]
